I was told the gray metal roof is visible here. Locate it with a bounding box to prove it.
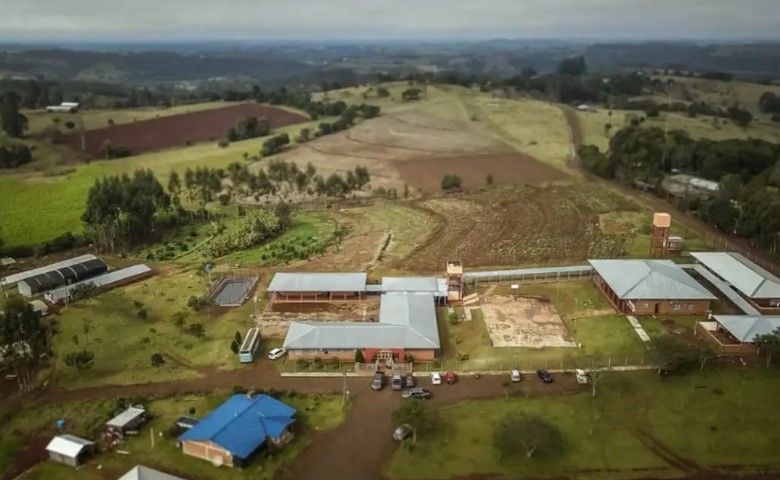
[119,466,186,480]
[106,406,146,429]
[1,254,97,286]
[44,265,152,303]
[463,265,593,279]
[267,273,367,293]
[714,315,780,343]
[690,252,780,299]
[589,259,715,300]
[284,293,439,350]
[381,277,439,292]
[682,265,761,315]
[46,434,94,458]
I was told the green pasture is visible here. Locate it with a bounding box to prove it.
[387,368,780,479]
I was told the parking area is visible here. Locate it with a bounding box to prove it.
[480,295,577,348]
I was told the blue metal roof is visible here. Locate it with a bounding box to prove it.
[178,394,296,459]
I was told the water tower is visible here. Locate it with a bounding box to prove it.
[650,212,671,257]
[446,261,463,302]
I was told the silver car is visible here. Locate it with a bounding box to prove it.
[393,424,413,441]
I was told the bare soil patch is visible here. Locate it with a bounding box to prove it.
[481,295,577,348]
[64,103,307,157]
[257,301,381,337]
[395,153,569,193]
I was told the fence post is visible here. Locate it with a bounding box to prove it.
[625,356,628,366]
[608,357,612,368]
[640,355,644,366]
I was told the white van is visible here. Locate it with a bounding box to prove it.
[575,369,589,384]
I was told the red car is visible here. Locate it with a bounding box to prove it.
[446,371,457,384]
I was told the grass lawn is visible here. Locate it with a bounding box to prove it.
[0,118,322,247]
[439,306,648,372]
[7,392,346,480]
[0,437,22,477]
[462,92,572,170]
[49,266,257,389]
[516,281,613,319]
[386,368,780,479]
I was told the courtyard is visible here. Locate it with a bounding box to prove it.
[481,295,577,348]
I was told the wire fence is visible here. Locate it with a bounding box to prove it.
[417,355,651,373]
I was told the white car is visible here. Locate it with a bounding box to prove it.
[575,369,589,384]
[268,348,287,360]
[431,372,442,385]
[510,369,522,382]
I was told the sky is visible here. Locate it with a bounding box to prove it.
[3,0,779,42]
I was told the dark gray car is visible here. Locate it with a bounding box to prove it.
[404,375,416,388]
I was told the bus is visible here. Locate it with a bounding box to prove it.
[238,327,261,363]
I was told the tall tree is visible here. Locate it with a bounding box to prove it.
[493,412,564,460]
[64,350,95,380]
[557,56,587,76]
[755,327,780,368]
[22,80,42,109]
[168,170,182,206]
[0,298,46,393]
[391,399,438,444]
[0,92,28,138]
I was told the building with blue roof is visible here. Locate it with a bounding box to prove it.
[178,394,296,468]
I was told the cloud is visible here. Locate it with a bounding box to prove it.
[3,0,779,40]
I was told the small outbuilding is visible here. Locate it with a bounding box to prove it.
[106,406,148,435]
[29,300,50,317]
[119,465,187,480]
[46,434,95,467]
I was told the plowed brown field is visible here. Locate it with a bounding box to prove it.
[66,103,307,157]
[401,185,641,271]
[395,153,569,193]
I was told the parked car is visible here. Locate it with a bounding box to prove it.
[393,424,413,441]
[402,388,431,399]
[404,374,416,388]
[267,348,287,360]
[575,369,589,384]
[446,371,457,384]
[510,369,522,382]
[371,372,385,391]
[536,369,554,383]
[431,372,442,385]
[391,373,403,391]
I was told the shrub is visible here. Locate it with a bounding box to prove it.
[448,311,460,324]
[137,308,148,319]
[218,139,229,148]
[295,359,308,370]
[330,357,342,369]
[456,352,470,361]
[312,357,324,370]
[232,385,248,395]
[64,121,75,129]
[441,174,462,191]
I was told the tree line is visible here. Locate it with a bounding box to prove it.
[579,125,780,254]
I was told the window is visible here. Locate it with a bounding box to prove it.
[642,302,649,308]
[672,303,681,311]
[770,300,780,308]
[687,303,694,311]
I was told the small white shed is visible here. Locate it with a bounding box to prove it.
[29,300,50,317]
[46,434,95,467]
[118,465,187,480]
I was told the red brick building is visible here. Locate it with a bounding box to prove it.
[589,259,715,316]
